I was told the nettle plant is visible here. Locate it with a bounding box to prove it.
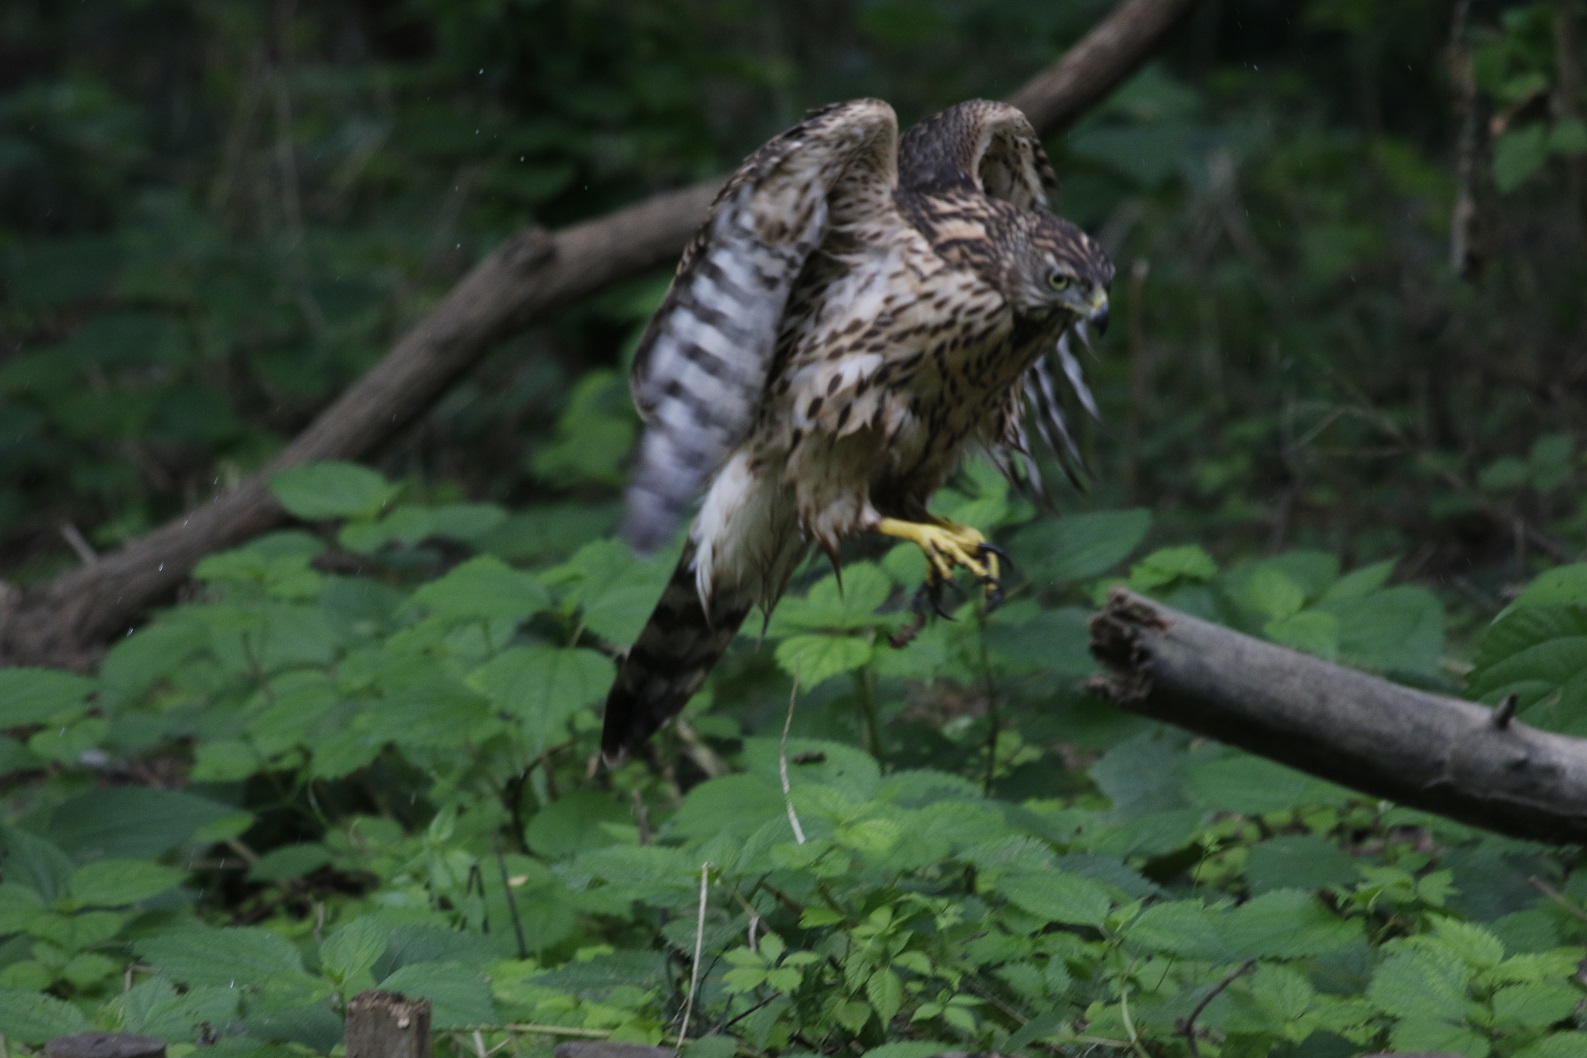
[0,459,1584,1057]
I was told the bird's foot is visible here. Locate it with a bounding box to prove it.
[876,517,1007,610]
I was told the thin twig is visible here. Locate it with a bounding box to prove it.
[58,523,98,565]
[678,861,712,1047]
[780,678,807,844]
[494,837,529,960]
[1528,875,1587,925]
[1178,960,1256,1058]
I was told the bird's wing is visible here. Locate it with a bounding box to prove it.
[620,99,900,554]
[896,99,1056,212]
[1023,325,1100,492]
[900,100,1100,496]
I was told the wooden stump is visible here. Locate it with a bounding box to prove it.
[44,1034,166,1058]
[345,991,431,1058]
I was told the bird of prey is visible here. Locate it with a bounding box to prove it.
[601,98,1113,763]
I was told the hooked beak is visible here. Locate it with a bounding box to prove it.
[1085,288,1110,336]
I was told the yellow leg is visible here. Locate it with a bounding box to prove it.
[876,516,1004,606]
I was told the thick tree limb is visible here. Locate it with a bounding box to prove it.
[1088,589,1587,845]
[0,0,1199,668]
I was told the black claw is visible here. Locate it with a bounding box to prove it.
[985,581,1005,609]
[912,578,958,621]
[977,542,1013,571]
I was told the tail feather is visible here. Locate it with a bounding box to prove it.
[600,541,754,764]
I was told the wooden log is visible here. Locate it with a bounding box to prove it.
[44,1034,166,1058]
[1088,589,1587,844]
[345,991,431,1058]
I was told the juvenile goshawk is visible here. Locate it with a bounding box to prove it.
[601,98,1113,762]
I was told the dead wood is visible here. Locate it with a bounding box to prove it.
[1088,589,1587,845]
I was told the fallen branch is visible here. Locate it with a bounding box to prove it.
[0,0,1200,668]
[1087,589,1587,845]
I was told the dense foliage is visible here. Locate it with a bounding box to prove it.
[2,1,1586,1057]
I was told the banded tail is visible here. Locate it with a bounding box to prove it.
[600,541,756,764]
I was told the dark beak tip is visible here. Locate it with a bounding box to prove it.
[1090,306,1110,336]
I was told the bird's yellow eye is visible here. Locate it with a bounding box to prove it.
[1047,271,1072,291]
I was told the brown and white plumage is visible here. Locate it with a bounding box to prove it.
[603,99,1113,762]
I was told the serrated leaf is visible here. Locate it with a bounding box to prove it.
[1492,981,1581,1030]
[117,977,242,1042]
[67,859,186,907]
[1011,508,1151,583]
[774,563,894,631]
[136,925,312,989]
[1245,835,1358,894]
[866,967,903,1024]
[249,843,332,883]
[1325,585,1445,677]
[467,645,611,754]
[996,869,1114,927]
[1125,900,1229,958]
[38,787,245,860]
[379,962,496,1029]
[319,917,388,986]
[409,555,551,620]
[1223,890,1360,958]
[775,633,872,688]
[1430,916,1506,970]
[0,987,91,1042]
[1368,944,1473,1022]
[271,461,398,520]
[0,668,95,727]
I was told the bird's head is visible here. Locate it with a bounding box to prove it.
[1010,215,1114,334]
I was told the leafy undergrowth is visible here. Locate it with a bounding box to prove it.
[1,461,1585,1058]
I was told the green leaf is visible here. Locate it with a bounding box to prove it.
[1245,836,1359,894]
[271,461,399,520]
[1263,610,1339,658]
[0,988,91,1042]
[1430,916,1505,970]
[1325,585,1445,677]
[1011,508,1151,583]
[774,563,894,631]
[1130,545,1217,591]
[467,645,611,754]
[1222,890,1360,958]
[37,788,246,860]
[1389,1018,1490,1058]
[1368,944,1473,1022]
[1322,559,1397,600]
[0,667,95,727]
[525,789,632,859]
[1494,123,1548,193]
[775,633,873,688]
[1492,981,1581,1031]
[68,859,186,907]
[866,967,904,1024]
[1509,564,1587,610]
[117,977,242,1042]
[1549,117,1587,156]
[249,844,332,884]
[1237,567,1307,620]
[320,917,389,987]
[1125,900,1229,959]
[409,555,551,620]
[995,869,1114,927]
[135,925,312,989]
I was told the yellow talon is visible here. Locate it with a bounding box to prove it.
[876,517,1003,604]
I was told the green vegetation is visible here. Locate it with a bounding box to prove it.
[2,1,1585,1057]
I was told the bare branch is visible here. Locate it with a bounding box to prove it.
[1089,589,1587,845]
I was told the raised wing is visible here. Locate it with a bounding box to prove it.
[620,99,900,554]
[896,99,1056,212]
